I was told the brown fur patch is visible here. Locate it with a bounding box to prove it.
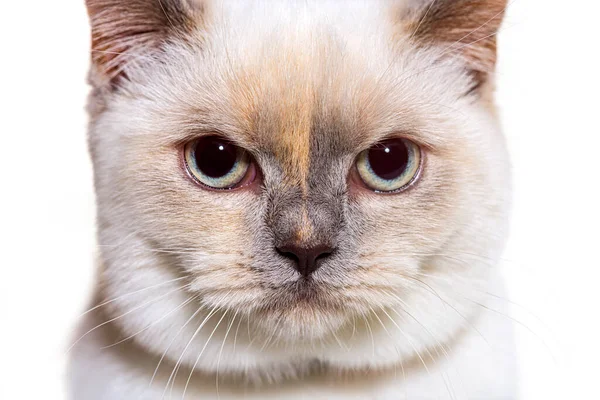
[401,0,507,88]
[227,45,317,191]
[86,0,204,87]
[274,85,314,192]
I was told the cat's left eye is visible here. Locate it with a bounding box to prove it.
[355,138,422,193]
[184,136,256,190]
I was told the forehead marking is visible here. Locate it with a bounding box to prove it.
[228,40,321,194]
[273,79,314,194]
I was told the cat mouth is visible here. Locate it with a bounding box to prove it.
[253,280,350,341]
[264,279,346,313]
[291,278,320,300]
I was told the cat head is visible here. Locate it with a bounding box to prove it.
[86,0,509,378]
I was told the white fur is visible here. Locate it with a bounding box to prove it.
[70,1,515,398]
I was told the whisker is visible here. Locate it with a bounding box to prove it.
[381,271,493,350]
[360,250,514,265]
[77,276,188,318]
[468,298,557,363]
[216,310,238,399]
[442,30,502,59]
[331,327,349,352]
[382,288,451,357]
[246,313,252,349]
[148,302,206,391]
[91,49,135,57]
[232,313,243,354]
[259,313,285,351]
[370,307,405,392]
[438,0,516,54]
[183,310,229,399]
[379,307,431,376]
[158,0,177,31]
[408,0,439,40]
[379,306,456,398]
[350,313,357,345]
[101,295,197,350]
[417,269,554,337]
[97,242,229,256]
[162,304,220,399]
[380,290,464,399]
[67,283,191,354]
[361,249,541,279]
[482,290,553,334]
[363,313,376,359]
[402,270,555,362]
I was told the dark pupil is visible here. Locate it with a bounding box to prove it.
[194,137,238,178]
[368,140,409,180]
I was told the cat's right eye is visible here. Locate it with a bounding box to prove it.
[184,136,257,190]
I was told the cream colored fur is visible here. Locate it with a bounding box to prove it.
[70,1,516,398]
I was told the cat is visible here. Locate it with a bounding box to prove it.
[69,0,516,399]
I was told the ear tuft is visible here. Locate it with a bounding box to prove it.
[85,0,202,88]
[403,0,508,93]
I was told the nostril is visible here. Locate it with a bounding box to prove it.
[276,244,334,277]
[314,248,333,264]
[277,249,300,264]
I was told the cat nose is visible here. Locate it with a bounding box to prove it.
[276,244,334,277]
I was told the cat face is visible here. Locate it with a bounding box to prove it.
[87,0,509,376]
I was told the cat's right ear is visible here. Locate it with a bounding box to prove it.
[85,0,204,89]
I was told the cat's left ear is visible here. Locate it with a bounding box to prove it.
[85,0,204,89]
[399,0,508,94]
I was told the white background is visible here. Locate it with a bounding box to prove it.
[0,1,598,399]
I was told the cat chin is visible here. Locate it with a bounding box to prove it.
[189,297,483,382]
[248,307,350,343]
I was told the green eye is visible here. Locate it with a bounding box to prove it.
[356,138,422,192]
[184,136,253,190]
